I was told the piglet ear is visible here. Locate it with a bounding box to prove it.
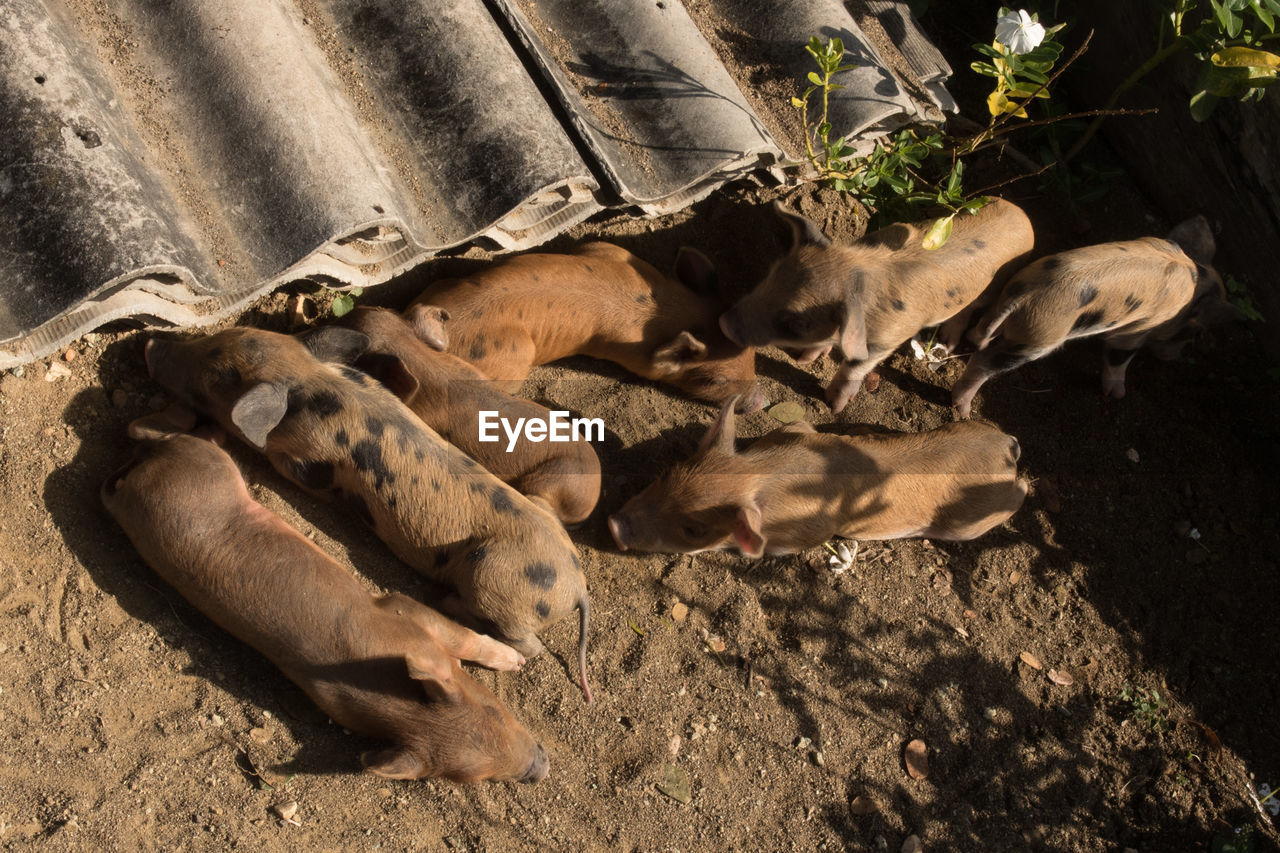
[127,403,198,440]
[299,325,370,364]
[651,331,709,375]
[1166,215,1215,266]
[405,304,450,351]
[362,747,427,780]
[406,652,462,704]
[839,275,869,362]
[673,247,719,299]
[230,382,288,449]
[733,502,766,558]
[695,398,738,456]
[773,201,831,250]
[360,353,421,405]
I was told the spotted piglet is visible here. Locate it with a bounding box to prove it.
[336,307,602,525]
[718,199,1034,412]
[102,428,548,783]
[143,327,593,701]
[951,216,1241,418]
[608,399,1027,557]
[406,241,766,412]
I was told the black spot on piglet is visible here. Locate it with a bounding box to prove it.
[290,459,334,490]
[535,599,550,619]
[524,563,556,590]
[352,439,394,489]
[1072,310,1104,333]
[489,488,517,514]
[1078,285,1098,307]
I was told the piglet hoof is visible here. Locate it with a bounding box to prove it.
[864,373,881,393]
[475,637,526,672]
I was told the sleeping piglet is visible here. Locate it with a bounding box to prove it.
[609,399,1027,557]
[102,428,548,783]
[718,199,1033,412]
[405,241,766,412]
[335,307,602,525]
[143,326,592,701]
[951,215,1241,418]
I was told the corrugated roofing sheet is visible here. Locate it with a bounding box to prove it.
[0,0,952,368]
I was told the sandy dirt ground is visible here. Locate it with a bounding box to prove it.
[2,4,1280,852]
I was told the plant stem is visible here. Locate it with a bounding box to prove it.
[1064,39,1184,161]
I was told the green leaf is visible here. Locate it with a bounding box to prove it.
[1189,88,1222,120]
[970,61,1001,77]
[972,43,1006,59]
[1211,46,1280,66]
[807,71,823,86]
[922,215,954,250]
[1252,0,1276,30]
[791,96,806,108]
[332,293,355,317]
[946,160,964,196]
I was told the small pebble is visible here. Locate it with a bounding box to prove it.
[813,750,825,767]
[1126,448,1140,463]
[983,707,998,721]
[10,365,23,378]
[670,602,688,623]
[874,835,889,852]
[63,349,77,362]
[273,801,298,821]
[876,677,889,689]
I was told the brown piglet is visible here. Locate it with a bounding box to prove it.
[102,429,548,783]
[143,326,592,701]
[718,199,1034,412]
[337,307,602,525]
[952,216,1241,417]
[609,399,1027,557]
[405,242,766,412]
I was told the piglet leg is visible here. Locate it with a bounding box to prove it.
[376,594,525,671]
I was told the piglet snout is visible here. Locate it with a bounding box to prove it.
[607,515,630,551]
[735,385,768,414]
[519,744,550,784]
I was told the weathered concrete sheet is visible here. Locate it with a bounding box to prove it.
[862,0,957,112]
[709,0,924,148]
[494,0,782,212]
[0,0,952,368]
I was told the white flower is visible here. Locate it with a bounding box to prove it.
[827,541,858,574]
[909,337,949,372]
[996,9,1045,55]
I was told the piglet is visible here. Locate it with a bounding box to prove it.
[719,199,1034,412]
[951,216,1241,418]
[609,399,1027,556]
[102,429,548,783]
[405,242,766,412]
[143,326,592,701]
[335,307,602,525]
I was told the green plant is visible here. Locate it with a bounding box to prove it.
[1068,0,1280,158]
[793,10,1069,248]
[329,287,363,318]
[1212,824,1256,853]
[1117,682,1172,733]
[1225,275,1266,322]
